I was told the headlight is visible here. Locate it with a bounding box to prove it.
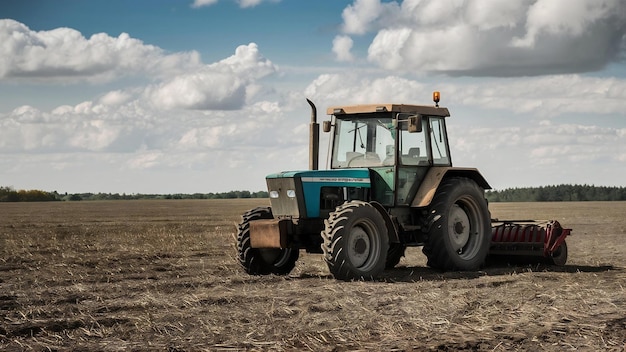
[269,190,279,198]
[287,189,296,198]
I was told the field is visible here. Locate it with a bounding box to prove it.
[1,199,624,351]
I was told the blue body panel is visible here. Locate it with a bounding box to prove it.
[267,169,371,218]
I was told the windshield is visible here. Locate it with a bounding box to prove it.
[331,113,439,168]
[331,115,395,168]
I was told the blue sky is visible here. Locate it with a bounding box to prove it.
[1,0,625,194]
[3,1,349,64]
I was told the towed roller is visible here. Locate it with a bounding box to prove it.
[489,220,571,265]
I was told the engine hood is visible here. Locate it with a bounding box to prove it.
[266,169,371,186]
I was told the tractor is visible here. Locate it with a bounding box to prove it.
[236,92,570,280]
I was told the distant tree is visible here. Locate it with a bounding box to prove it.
[0,186,19,202]
[0,187,58,202]
[486,184,626,202]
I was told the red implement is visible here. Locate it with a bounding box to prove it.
[490,220,571,265]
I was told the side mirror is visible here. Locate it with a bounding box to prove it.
[408,114,422,133]
[322,120,332,133]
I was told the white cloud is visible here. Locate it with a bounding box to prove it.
[305,72,626,118]
[148,72,247,110]
[69,120,122,151]
[457,123,624,164]
[0,102,124,153]
[99,90,133,106]
[341,0,399,35]
[215,42,278,79]
[147,43,277,110]
[332,35,355,62]
[1,99,291,165]
[0,19,201,82]
[190,0,279,8]
[512,0,621,47]
[14,70,619,164]
[459,75,626,117]
[191,0,219,8]
[0,40,283,159]
[464,1,530,31]
[0,20,278,115]
[340,0,626,76]
[127,151,164,169]
[238,0,264,8]
[304,74,423,104]
[447,119,626,188]
[0,88,312,192]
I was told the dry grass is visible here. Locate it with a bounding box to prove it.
[1,200,625,351]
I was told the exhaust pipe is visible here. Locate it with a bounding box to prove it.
[306,98,319,171]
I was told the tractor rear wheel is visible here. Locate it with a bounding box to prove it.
[322,201,389,280]
[423,177,491,271]
[237,207,299,275]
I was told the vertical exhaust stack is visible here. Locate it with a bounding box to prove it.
[306,99,319,170]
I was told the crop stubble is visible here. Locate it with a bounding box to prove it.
[0,200,624,351]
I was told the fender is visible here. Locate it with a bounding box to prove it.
[369,201,400,243]
[411,167,491,208]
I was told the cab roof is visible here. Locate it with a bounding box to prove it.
[326,104,450,117]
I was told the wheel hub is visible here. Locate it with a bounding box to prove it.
[348,226,371,268]
[449,204,471,251]
[354,238,367,254]
[454,221,464,235]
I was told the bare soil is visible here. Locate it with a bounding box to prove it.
[1,199,624,351]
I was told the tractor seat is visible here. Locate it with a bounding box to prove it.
[402,147,422,165]
[349,152,381,167]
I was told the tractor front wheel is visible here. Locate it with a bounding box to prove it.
[237,207,299,275]
[423,177,491,271]
[322,201,389,280]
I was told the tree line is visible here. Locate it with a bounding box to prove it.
[2,184,626,202]
[0,187,268,202]
[485,184,626,202]
[0,187,58,202]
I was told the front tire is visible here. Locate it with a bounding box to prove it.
[322,201,389,280]
[237,207,299,275]
[422,177,491,271]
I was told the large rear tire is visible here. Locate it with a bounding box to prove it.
[422,177,491,271]
[322,201,389,280]
[237,207,299,275]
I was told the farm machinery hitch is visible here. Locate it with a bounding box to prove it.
[489,219,571,265]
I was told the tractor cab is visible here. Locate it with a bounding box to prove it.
[325,98,451,206]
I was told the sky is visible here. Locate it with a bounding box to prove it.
[1,0,625,194]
